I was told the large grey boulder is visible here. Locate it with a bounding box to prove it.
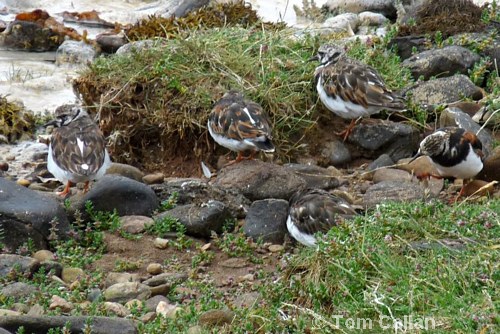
[243,199,289,244]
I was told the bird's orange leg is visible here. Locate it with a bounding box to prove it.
[57,182,72,197]
[83,181,90,193]
[335,119,357,142]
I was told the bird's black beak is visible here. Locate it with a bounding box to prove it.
[408,151,422,164]
[308,54,319,62]
[42,119,58,127]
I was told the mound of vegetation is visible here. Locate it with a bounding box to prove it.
[398,0,486,38]
[0,95,35,142]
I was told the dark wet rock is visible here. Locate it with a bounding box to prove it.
[0,178,70,251]
[477,146,500,182]
[324,0,397,18]
[151,178,251,219]
[405,74,484,106]
[96,32,127,54]
[69,175,159,220]
[402,46,480,80]
[348,120,419,161]
[0,255,39,278]
[0,162,8,171]
[439,107,493,155]
[215,160,306,201]
[156,201,232,238]
[56,40,96,65]
[368,154,394,171]
[363,180,426,208]
[0,20,63,51]
[198,309,235,327]
[103,282,151,303]
[105,162,144,182]
[319,139,352,166]
[0,315,137,334]
[243,199,289,244]
[283,163,341,190]
[1,282,38,301]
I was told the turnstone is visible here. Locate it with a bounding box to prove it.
[46,104,111,196]
[311,44,406,140]
[411,127,484,197]
[287,188,357,247]
[208,90,275,164]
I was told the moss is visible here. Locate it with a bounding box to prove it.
[125,1,281,41]
[398,0,486,39]
[0,95,35,142]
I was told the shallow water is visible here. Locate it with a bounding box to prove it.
[0,0,326,114]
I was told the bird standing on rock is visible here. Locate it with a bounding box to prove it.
[411,127,484,199]
[287,188,357,247]
[311,44,406,141]
[46,104,111,197]
[207,90,275,165]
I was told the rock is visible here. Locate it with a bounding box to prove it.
[104,272,140,288]
[348,120,419,161]
[62,267,85,284]
[87,288,102,302]
[141,312,156,323]
[0,161,8,171]
[372,168,412,183]
[32,250,55,262]
[156,201,232,238]
[146,263,163,275]
[243,199,289,244]
[322,13,359,33]
[0,316,137,334]
[325,0,397,18]
[12,303,30,314]
[153,238,169,249]
[319,139,352,166]
[367,154,394,171]
[16,178,30,187]
[220,258,248,268]
[120,215,154,234]
[268,244,284,253]
[402,46,480,80]
[116,39,167,55]
[145,295,170,312]
[215,160,306,201]
[0,310,21,316]
[0,20,63,51]
[198,309,235,326]
[477,147,500,182]
[358,11,388,26]
[49,295,73,313]
[142,272,188,288]
[232,292,261,309]
[27,304,45,317]
[105,163,144,182]
[142,173,165,185]
[0,254,39,278]
[125,299,143,311]
[151,284,175,298]
[56,40,96,65]
[405,74,483,106]
[187,325,203,334]
[39,261,63,277]
[69,175,159,220]
[103,302,131,317]
[0,178,70,251]
[363,180,426,208]
[461,180,495,197]
[96,32,127,54]
[439,107,493,154]
[156,301,181,319]
[151,178,251,219]
[103,282,151,304]
[1,282,38,300]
